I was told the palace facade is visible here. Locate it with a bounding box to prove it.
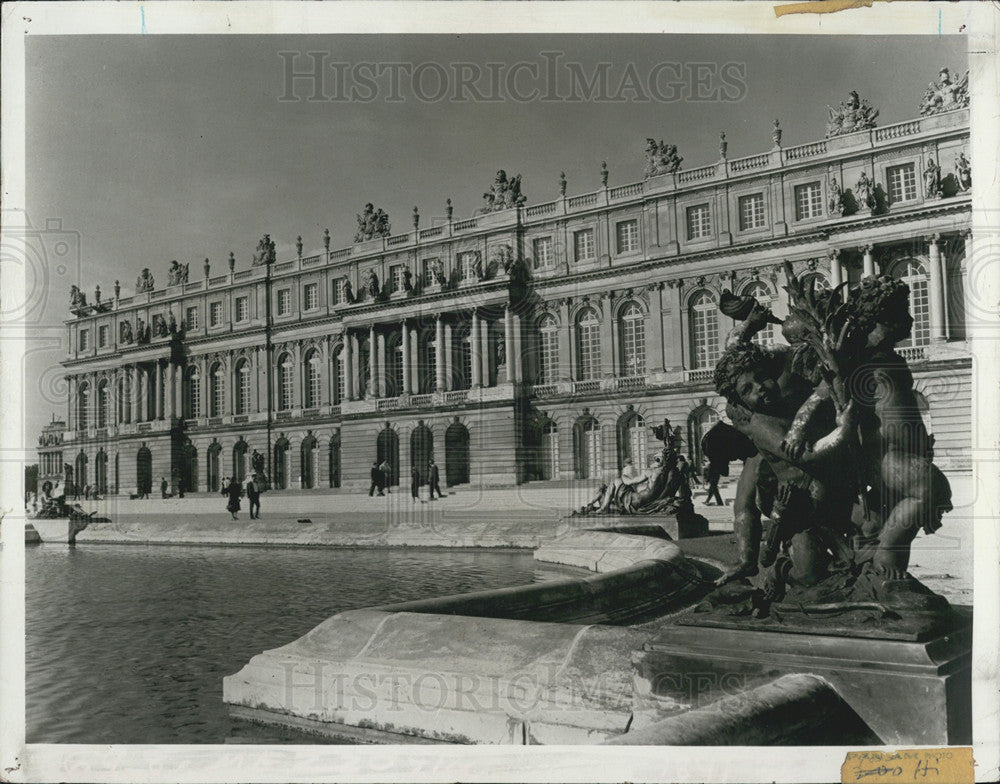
[57,97,973,496]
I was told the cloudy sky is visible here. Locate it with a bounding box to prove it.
[23,33,966,436]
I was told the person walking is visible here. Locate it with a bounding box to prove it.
[223,476,242,520]
[675,455,693,503]
[246,477,260,519]
[428,460,444,500]
[379,459,392,493]
[411,466,421,502]
[369,462,383,497]
[160,476,168,499]
[177,476,185,499]
[702,460,724,506]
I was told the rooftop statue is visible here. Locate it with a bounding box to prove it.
[135,268,155,293]
[69,285,88,309]
[251,234,276,267]
[643,138,683,178]
[919,67,969,116]
[167,260,190,286]
[700,265,952,625]
[825,90,879,137]
[482,170,526,212]
[354,203,391,243]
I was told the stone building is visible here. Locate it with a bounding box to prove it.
[36,417,67,491]
[57,89,972,495]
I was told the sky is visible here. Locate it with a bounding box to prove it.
[22,33,967,439]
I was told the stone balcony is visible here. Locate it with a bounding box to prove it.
[341,383,518,416]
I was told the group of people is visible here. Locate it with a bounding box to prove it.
[368,459,445,501]
[221,475,262,520]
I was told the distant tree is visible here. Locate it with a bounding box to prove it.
[25,464,38,495]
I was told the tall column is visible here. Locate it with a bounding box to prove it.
[829,248,843,289]
[511,312,523,383]
[90,372,99,427]
[167,362,176,419]
[410,328,420,393]
[928,234,946,342]
[402,320,412,393]
[67,376,76,429]
[503,306,514,382]
[648,283,665,373]
[351,333,361,399]
[368,325,376,397]
[861,243,875,278]
[557,300,572,381]
[155,360,164,420]
[129,367,139,423]
[599,296,614,377]
[480,319,491,386]
[377,331,387,397]
[138,366,147,422]
[344,331,355,401]
[200,356,209,417]
[435,316,446,391]
[470,311,481,387]
[444,322,453,390]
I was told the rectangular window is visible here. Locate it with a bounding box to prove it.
[277,289,291,316]
[615,220,640,254]
[390,264,406,293]
[738,193,766,231]
[532,237,553,269]
[421,258,437,287]
[333,278,347,305]
[185,306,199,331]
[209,301,222,327]
[98,325,109,348]
[686,204,712,240]
[574,228,595,262]
[887,163,917,204]
[303,282,318,310]
[235,296,248,323]
[458,252,477,281]
[78,329,89,351]
[794,182,823,220]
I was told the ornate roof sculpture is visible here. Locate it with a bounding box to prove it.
[135,268,155,293]
[482,170,526,212]
[643,138,683,178]
[354,203,391,243]
[167,260,189,286]
[919,67,969,116]
[825,90,879,137]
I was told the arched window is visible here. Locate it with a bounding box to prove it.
[97,380,110,428]
[690,291,720,370]
[538,315,559,384]
[576,308,601,381]
[234,360,251,415]
[893,259,930,347]
[542,419,559,480]
[619,302,646,376]
[332,346,344,405]
[304,350,322,408]
[77,382,90,430]
[744,282,775,348]
[277,353,294,410]
[209,363,225,417]
[617,411,647,471]
[386,336,404,397]
[583,417,602,479]
[186,366,201,419]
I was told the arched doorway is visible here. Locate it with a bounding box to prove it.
[273,437,289,490]
[207,441,221,493]
[181,440,198,493]
[541,419,559,480]
[95,451,108,495]
[410,423,434,484]
[329,433,341,488]
[376,426,400,486]
[688,405,720,474]
[301,435,316,489]
[136,446,152,496]
[573,414,602,480]
[616,408,647,472]
[445,420,470,486]
[233,439,248,483]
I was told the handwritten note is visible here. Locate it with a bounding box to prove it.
[842,748,973,784]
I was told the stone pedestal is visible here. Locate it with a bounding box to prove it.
[633,612,971,745]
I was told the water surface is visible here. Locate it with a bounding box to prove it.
[26,544,544,743]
